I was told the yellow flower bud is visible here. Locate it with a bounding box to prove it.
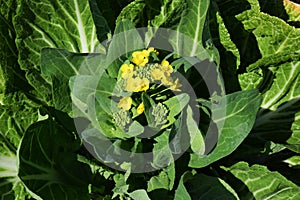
[118,97,133,111]
[137,102,144,114]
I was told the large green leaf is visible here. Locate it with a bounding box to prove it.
[116,0,146,27]
[189,90,262,168]
[18,118,92,200]
[235,0,300,152]
[41,48,107,115]
[174,171,238,200]
[169,0,213,60]
[0,0,32,97]
[147,163,175,192]
[224,162,300,199]
[0,93,39,199]
[94,0,133,32]
[13,0,101,103]
[116,0,186,28]
[286,112,300,152]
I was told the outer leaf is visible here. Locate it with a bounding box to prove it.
[147,0,186,28]
[283,0,300,23]
[285,111,300,153]
[147,163,175,192]
[128,189,151,200]
[0,0,32,96]
[189,90,262,168]
[13,0,101,103]
[41,48,106,115]
[169,0,215,61]
[224,162,300,199]
[18,118,92,200]
[116,0,146,26]
[0,93,39,199]
[185,105,205,156]
[152,130,174,169]
[94,0,133,32]
[174,172,238,200]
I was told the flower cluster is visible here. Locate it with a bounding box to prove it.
[113,48,182,130]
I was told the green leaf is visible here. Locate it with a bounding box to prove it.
[283,0,300,23]
[18,118,92,200]
[224,162,300,199]
[152,130,174,169]
[163,93,189,128]
[174,171,238,200]
[41,48,107,115]
[116,0,146,26]
[147,163,175,192]
[128,189,151,200]
[287,112,300,152]
[88,0,111,42]
[106,19,144,78]
[13,0,101,103]
[0,0,32,95]
[169,0,213,60]
[147,0,186,28]
[94,0,133,32]
[237,1,300,63]
[0,92,39,199]
[186,105,205,156]
[189,90,262,168]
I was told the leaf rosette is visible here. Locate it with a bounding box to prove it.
[103,48,189,138]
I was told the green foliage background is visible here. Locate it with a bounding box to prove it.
[1,0,300,199]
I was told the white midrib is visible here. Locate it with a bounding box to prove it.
[74,0,89,53]
[190,1,201,56]
[262,62,299,109]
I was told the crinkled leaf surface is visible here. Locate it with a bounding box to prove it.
[224,162,300,199]
[13,0,101,103]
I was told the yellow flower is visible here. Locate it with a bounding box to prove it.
[161,72,174,86]
[169,78,182,91]
[132,51,149,66]
[151,68,164,80]
[160,60,173,73]
[118,97,132,111]
[161,60,169,67]
[120,63,134,78]
[147,47,159,55]
[137,102,144,114]
[125,77,150,92]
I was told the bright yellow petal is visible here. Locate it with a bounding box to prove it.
[161,60,169,67]
[118,97,132,110]
[137,102,144,114]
